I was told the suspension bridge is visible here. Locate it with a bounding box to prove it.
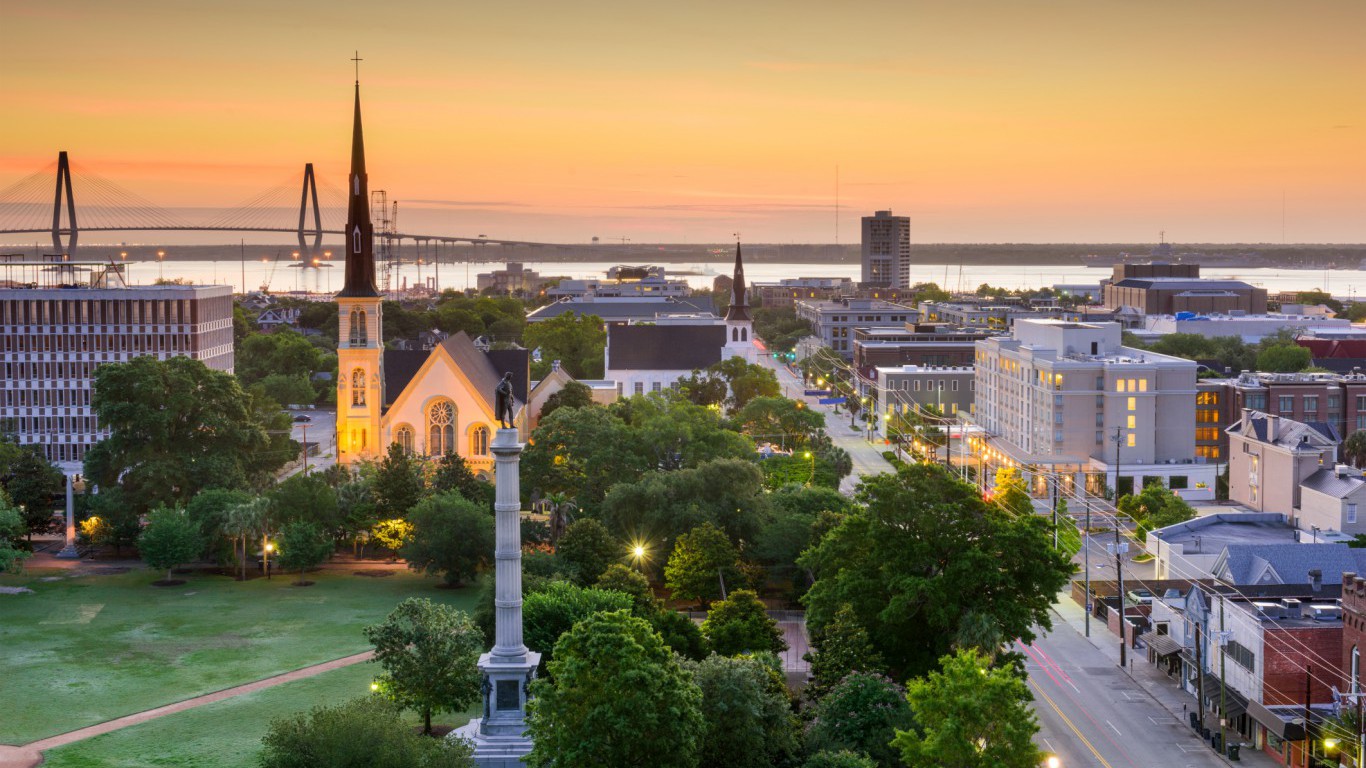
[0,151,575,260]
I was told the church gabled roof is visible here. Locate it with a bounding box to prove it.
[381,332,529,412]
[724,241,751,323]
[337,82,380,298]
[607,324,727,371]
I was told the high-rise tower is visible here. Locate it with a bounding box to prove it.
[860,210,911,288]
[336,82,384,464]
[722,241,756,362]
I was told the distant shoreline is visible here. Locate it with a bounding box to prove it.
[14,243,1366,270]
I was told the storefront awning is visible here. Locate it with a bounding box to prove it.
[1200,673,1248,719]
[1248,700,1306,742]
[1147,634,1183,659]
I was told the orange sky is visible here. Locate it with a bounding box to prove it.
[1,0,1363,243]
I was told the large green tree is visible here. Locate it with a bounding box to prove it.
[710,357,781,412]
[700,589,787,656]
[0,440,64,540]
[804,603,886,704]
[611,394,756,471]
[186,487,252,563]
[800,464,1072,679]
[363,598,484,735]
[270,474,340,531]
[522,581,633,669]
[84,356,289,512]
[138,507,204,583]
[276,520,333,585]
[0,496,31,573]
[523,313,606,379]
[1118,479,1196,542]
[805,672,914,768]
[237,328,325,388]
[665,522,744,607]
[401,492,494,587]
[556,518,621,585]
[1256,343,1311,373]
[733,396,825,450]
[372,443,425,519]
[522,405,646,510]
[683,654,799,768]
[429,452,491,508]
[601,458,772,552]
[893,649,1041,768]
[526,610,704,768]
[539,380,595,422]
[258,696,474,768]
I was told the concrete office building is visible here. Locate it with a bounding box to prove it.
[0,259,234,471]
[860,210,911,289]
[973,319,1213,499]
[794,297,916,359]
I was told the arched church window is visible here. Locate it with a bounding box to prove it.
[428,400,456,456]
[395,425,415,455]
[732,327,739,342]
[741,327,748,342]
[351,369,366,406]
[471,426,490,456]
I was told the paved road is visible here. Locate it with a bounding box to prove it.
[755,352,894,493]
[1024,619,1230,768]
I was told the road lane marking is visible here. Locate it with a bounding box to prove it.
[1028,677,1114,768]
[1106,720,1122,736]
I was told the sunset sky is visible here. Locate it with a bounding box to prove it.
[2,0,1363,244]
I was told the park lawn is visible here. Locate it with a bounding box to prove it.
[39,662,480,768]
[0,568,479,745]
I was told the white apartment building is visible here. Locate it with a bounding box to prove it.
[0,262,234,471]
[794,297,916,359]
[973,318,1213,499]
[860,210,911,288]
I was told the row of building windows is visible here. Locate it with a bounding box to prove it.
[1,331,213,354]
[1,388,92,407]
[0,296,211,326]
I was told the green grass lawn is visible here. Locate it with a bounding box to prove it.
[38,663,479,768]
[0,567,479,745]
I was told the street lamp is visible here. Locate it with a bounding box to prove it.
[156,250,165,282]
[629,540,650,572]
[803,451,815,486]
[264,540,274,580]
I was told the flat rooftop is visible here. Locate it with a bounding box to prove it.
[1152,512,1297,551]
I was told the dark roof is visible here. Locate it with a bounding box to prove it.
[485,348,530,403]
[1310,358,1366,374]
[528,296,716,323]
[1301,468,1366,499]
[1215,543,1366,586]
[382,332,527,412]
[1228,412,1339,447]
[608,324,726,371]
[1111,278,1258,291]
[383,350,428,408]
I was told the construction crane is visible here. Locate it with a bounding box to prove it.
[371,190,399,298]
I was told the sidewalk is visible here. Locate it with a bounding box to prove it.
[1049,594,1280,767]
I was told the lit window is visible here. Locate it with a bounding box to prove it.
[1127,433,1136,448]
[395,425,414,455]
[428,400,456,456]
[1127,415,1136,429]
[471,426,490,456]
[351,368,366,406]
[1116,379,1126,393]
[1128,397,1136,411]
[1139,379,1148,392]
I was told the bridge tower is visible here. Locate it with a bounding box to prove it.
[298,162,323,260]
[52,151,78,255]
[336,81,385,465]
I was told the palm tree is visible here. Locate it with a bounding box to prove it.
[1344,431,1366,470]
[546,492,577,551]
[223,498,267,582]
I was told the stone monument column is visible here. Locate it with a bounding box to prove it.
[454,427,540,767]
[56,474,79,559]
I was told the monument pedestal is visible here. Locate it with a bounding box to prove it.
[450,427,539,766]
[56,474,80,559]
[453,650,541,766]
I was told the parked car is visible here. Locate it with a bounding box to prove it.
[293,414,312,423]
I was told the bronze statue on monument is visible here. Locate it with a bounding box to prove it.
[495,372,516,429]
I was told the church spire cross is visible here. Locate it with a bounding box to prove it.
[351,51,363,84]
[338,68,379,298]
[725,238,751,323]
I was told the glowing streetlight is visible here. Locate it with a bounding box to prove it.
[156,249,166,282]
[263,540,275,580]
[803,450,815,486]
[629,540,650,572]
[370,681,380,692]
[1045,757,1061,768]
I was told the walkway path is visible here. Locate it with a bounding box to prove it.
[0,651,375,768]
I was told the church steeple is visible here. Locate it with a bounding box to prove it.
[724,240,751,322]
[339,81,379,298]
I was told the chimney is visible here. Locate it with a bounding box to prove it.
[1309,569,1322,592]
[1267,414,1280,442]
[1282,598,1302,619]
[1346,572,1358,591]
[551,359,561,372]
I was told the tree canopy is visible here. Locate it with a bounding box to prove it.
[665,522,744,607]
[258,696,474,768]
[800,463,1072,679]
[276,520,333,584]
[700,589,787,656]
[522,580,633,669]
[0,439,64,540]
[893,648,1041,768]
[523,313,606,379]
[84,356,291,512]
[138,507,203,582]
[805,672,914,768]
[539,380,595,423]
[401,492,494,587]
[601,458,771,552]
[527,610,704,768]
[683,653,799,768]
[363,598,484,735]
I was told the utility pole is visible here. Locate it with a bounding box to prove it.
[1305,666,1313,767]
[1110,528,1129,668]
[301,423,309,475]
[1112,426,1125,499]
[1051,476,1059,550]
[1083,497,1091,637]
[1195,620,1204,735]
[1357,690,1363,768]
[1219,599,1228,757]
